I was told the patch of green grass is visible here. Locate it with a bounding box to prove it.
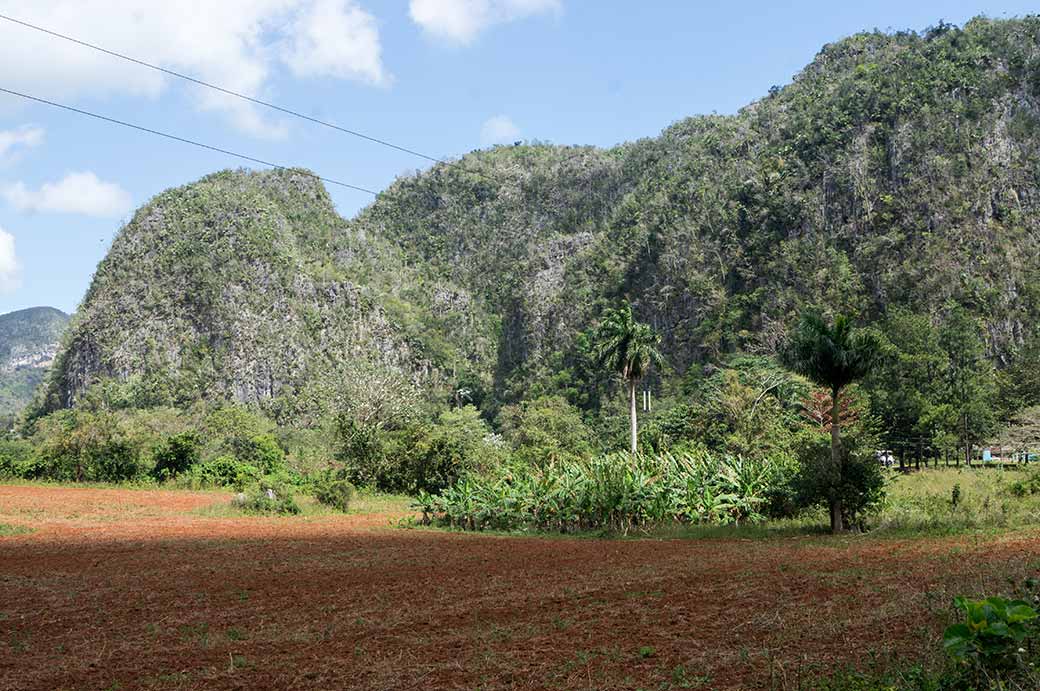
[0,523,32,536]
[193,491,412,519]
[225,627,246,641]
[177,623,210,647]
[142,671,190,686]
[874,467,1040,536]
[552,617,573,631]
[347,491,412,515]
[0,477,228,492]
[230,653,251,670]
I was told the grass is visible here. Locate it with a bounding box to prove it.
[665,466,1040,542]
[875,465,1040,536]
[0,522,32,536]
[193,490,412,518]
[0,476,226,493]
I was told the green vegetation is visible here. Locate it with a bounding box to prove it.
[944,595,1038,675]
[0,307,69,420]
[3,19,1040,545]
[785,311,882,531]
[23,16,1040,446]
[416,451,788,533]
[231,476,301,516]
[0,523,32,536]
[311,476,355,512]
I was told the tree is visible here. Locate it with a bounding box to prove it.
[785,310,882,532]
[498,396,593,466]
[594,302,662,454]
[866,308,946,469]
[939,304,997,466]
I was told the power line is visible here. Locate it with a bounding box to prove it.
[0,87,379,196]
[0,12,446,166]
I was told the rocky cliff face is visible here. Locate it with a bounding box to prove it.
[39,16,1040,421]
[0,307,70,416]
[35,170,470,424]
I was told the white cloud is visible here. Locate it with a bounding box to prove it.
[3,172,132,218]
[283,0,389,85]
[0,1,389,137]
[0,125,44,161]
[480,115,521,146]
[0,227,19,293]
[409,0,560,44]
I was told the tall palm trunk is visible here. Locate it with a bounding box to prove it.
[830,387,844,533]
[628,378,638,454]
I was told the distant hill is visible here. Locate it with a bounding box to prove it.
[35,16,1040,422]
[0,307,70,417]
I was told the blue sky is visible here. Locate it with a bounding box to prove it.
[0,0,1034,315]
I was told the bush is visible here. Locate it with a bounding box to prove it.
[187,456,261,489]
[336,416,395,488]
[232,476,301,515]
[32,410,144,483]
[944,596,1038,673]
[338,405,506,494]
[0,439,35,478]
[498,396,593,466]
[406,406,506,493]
[203,405,286,471]
[793,432,885,530]
[234,434,286,474]
[1009,468,1040,498]
[151,432,201,480]
[312,476,355,512]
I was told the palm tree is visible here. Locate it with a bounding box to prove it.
[786,310,881,533]
[594,302,662,454]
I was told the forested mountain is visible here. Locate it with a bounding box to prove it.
[0,307,70,417]
[37,16,1040,426]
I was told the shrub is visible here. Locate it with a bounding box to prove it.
[336,416,394,488]
[793,432,885,530]
[944,596,1038,677]
[234,434,286,474]
[32,410,144,483]
[406,406,506,493]
[151,432,201,480]
[1009,468,1040,498]
[233,476,301,515]
[338,405,506,494]
[312,476,355,512]
[187,456,261,489]
[0,439,35,478]
[498,396,593,466]
[203,405,286,471]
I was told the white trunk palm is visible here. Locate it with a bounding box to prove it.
[594,302,661,456]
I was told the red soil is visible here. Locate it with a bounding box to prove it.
[1,484,1038,690]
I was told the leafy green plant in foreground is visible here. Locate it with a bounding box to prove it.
[943,596,1038,674]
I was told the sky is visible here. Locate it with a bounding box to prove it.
[0,0,1035,315]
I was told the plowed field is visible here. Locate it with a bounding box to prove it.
[2,484,1038,690]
